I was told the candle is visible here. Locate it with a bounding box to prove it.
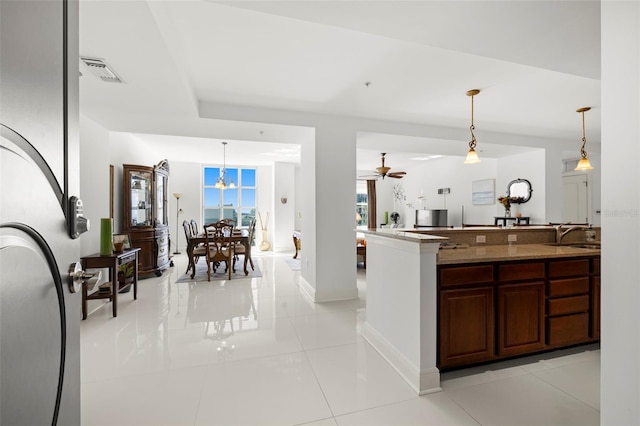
[384,211,389,224]
[100,218,113,256]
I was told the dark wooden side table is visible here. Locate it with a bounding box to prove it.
[494,216,530,226]
[81,248,140,319]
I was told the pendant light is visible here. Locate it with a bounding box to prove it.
[464,89,481,164]
[575,107,594,171]
[215,141,236,189]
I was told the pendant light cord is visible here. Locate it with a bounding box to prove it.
[469,94,477,150]
[579,111,588,159]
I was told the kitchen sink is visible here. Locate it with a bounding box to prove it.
[544,242,600,249]
[568,244,601,249]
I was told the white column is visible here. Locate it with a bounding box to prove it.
[299,120,358,302]
[601,2,640,424]
[362,232,443,394]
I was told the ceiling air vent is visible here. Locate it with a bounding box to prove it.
[80,57,124,83]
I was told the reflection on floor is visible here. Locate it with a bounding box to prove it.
[81,252,600,425]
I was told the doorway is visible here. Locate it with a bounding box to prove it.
[562,173,591,223]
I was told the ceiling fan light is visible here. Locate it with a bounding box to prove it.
[575,157,593,171]
[464,148,481,164]
[376,166,390,176]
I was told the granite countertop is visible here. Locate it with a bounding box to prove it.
[437,243,600,265]
[359,228,447,243]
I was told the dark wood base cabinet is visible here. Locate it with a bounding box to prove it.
[440,287,495,368]
[438,256,600,370]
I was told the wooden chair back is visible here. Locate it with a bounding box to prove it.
[203,221,235,280]
[183,220,194,239]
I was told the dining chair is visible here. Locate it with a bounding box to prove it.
[233,217,256,274]
[203,222,235,281]
[184,220,206,273]
[190,219,199,236]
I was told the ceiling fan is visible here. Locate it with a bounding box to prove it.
[361,153,407,180]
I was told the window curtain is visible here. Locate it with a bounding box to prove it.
[366,179,377,230]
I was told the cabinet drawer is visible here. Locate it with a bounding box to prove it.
[157,254,169,268]
[440,265,494,288]
[547,313,589,346]
[499,262,544,282]
[547,294,589,316]
[548,277,589,297]
[158,244,168,256]
[548,259,590,278]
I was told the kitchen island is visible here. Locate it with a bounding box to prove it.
[361,227,600,393]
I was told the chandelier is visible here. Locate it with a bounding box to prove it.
[215,142,236,189]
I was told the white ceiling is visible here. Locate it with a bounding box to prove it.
[79,0,601,172]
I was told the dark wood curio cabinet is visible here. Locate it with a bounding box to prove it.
[123,160,171,276]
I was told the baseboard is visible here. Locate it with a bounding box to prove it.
[298,276,359,303]
[298,276,315,301]
[362,322,442,395]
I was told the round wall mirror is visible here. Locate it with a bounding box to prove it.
[507,178,532,203]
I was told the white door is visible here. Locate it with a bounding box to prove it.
[562,173,590,223]
[1,1,81,424]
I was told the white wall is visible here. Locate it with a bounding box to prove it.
[169,161,201,252]
[372,150,553,228]
[256,165,274,248]
[273,162,295,251]
[497,149,546,223]
[79,115,111,256]
[377,156,498,227]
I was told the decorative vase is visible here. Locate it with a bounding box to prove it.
[259,229,271,251]
[505,208,511,217]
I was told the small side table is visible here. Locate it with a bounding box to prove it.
[494,216,531,226]
[81,248,140,319]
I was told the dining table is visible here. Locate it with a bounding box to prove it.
[186,229,251,278]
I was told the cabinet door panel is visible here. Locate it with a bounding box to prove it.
[439,287,494,368]
[497,282,545,356]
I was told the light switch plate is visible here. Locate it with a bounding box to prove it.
[476,235,486,243]
[508,234,517,242]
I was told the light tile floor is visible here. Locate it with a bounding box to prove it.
[81,252,600,425]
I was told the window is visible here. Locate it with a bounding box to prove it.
[203,167,256,226]
[356,181,368,227]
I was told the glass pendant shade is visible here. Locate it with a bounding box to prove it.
[464,148,481,164]
[575,157,593,171]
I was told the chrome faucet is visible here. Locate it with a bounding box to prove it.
[555,223,589,244]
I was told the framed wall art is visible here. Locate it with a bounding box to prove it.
[472,179,495,205]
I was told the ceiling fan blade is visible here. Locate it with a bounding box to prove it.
[388,171,406,177]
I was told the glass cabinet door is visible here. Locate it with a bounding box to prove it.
[129,170,152,227]
[155,172,168,226]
